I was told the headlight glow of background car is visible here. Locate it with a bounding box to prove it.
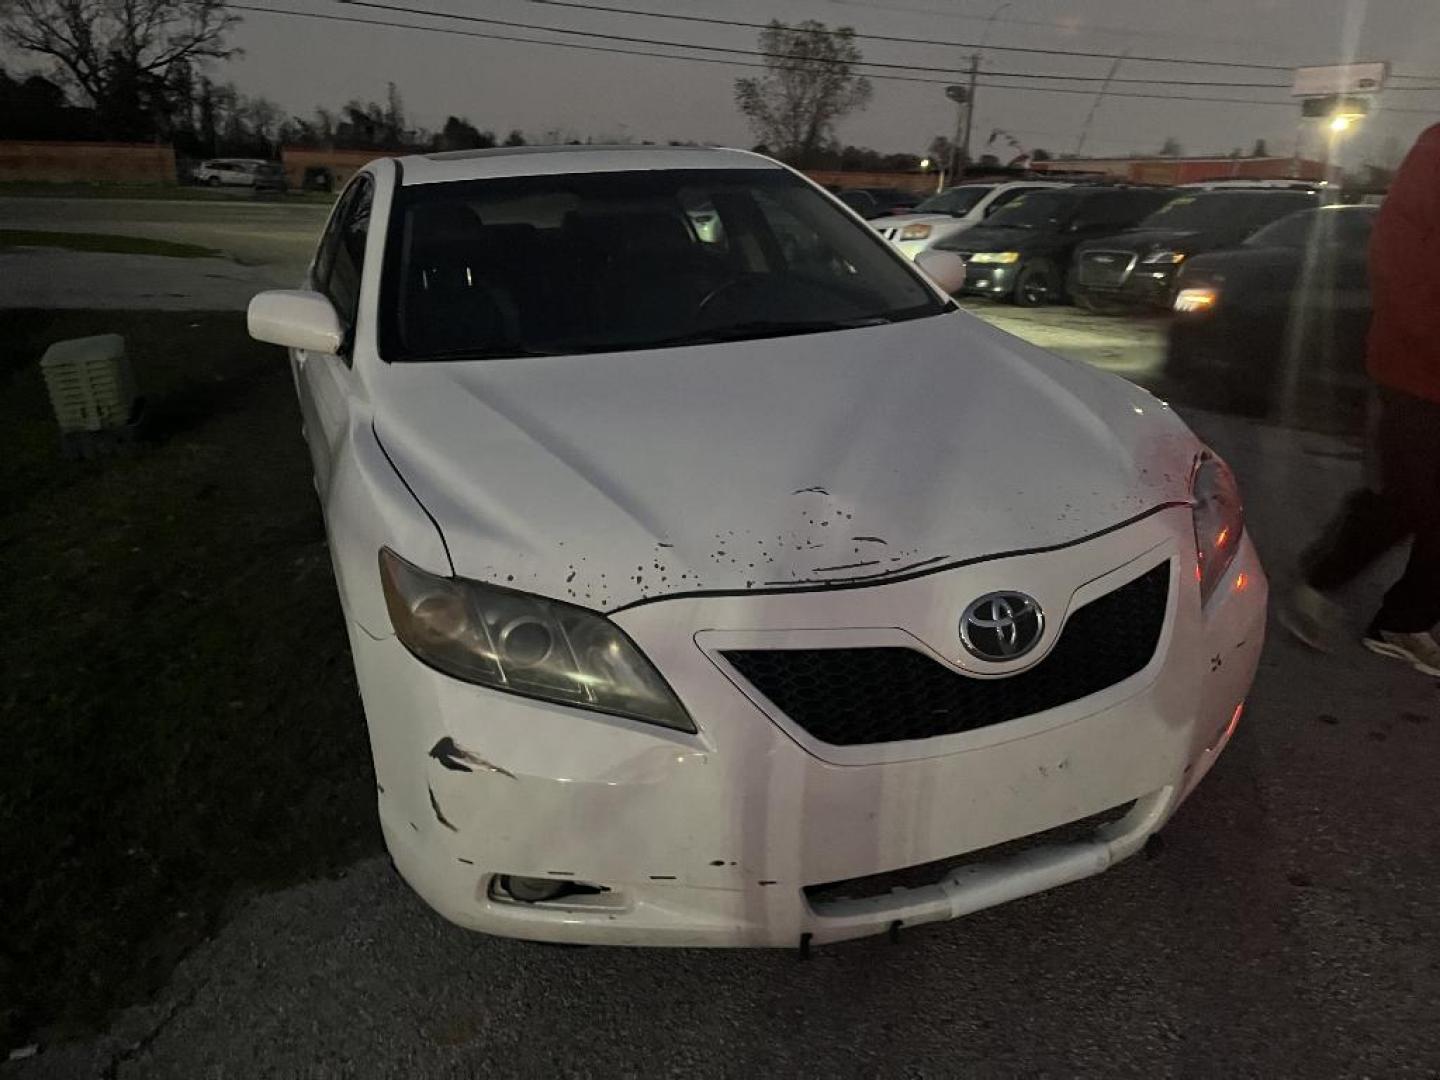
[1173,287,1219,313]
[379,548,694,732]
[899,223,933,241]
[968,251,1021,264]
[1191,451,1245,606]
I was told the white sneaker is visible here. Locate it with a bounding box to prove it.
[1362,629,1440,677]
[1277,583,1344,653]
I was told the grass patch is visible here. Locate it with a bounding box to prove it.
[0,181,336,205]
[0,229,221,259]
[0,310,382,1049]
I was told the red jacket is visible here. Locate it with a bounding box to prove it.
[1368,123,1440,403]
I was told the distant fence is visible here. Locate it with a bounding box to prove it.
[0,140,176,184]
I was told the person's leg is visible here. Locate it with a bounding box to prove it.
[1282,390,1413,651]
[1358,392,1440,674]
[1301,488,1408,592]
[1368,393,1440,631]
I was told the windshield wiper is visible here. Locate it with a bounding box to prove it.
[634,317,896,349]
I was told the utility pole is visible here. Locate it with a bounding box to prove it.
[959,53,980,172]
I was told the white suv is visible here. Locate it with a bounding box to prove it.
[871,180,1074,259]
[193,158,269,187]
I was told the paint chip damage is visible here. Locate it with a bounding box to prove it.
[429,736,517,779]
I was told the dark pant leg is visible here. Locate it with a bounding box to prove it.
[1302,390,1440,603]
[1370,393,1440,633]
[1303,488,1408,591]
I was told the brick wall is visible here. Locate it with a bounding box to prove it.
[803,170,940,195]
[279,147,403,190]
[0,141,176,183]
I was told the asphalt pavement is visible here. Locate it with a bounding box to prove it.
[5,198,1440,1078]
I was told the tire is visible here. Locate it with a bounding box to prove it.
[1013,261,1059,307]
[206,175,221,187]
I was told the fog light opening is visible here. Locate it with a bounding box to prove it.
[494,874,605,904]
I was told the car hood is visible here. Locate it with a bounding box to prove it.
[371,312,1198,611]
[1081,228,1214,255]
[940,225,1048,253]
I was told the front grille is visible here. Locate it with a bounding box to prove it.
[1077,250,1137,289]
[878,227,900,241]
[722,561,1170,747]
[804,800,1138,905]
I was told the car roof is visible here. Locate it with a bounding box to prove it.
[396,144,784,186]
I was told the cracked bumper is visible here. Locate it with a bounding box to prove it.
[349,509,1265,948]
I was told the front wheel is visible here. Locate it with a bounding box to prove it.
[1013,261,1060,307]
[206,175,221,187]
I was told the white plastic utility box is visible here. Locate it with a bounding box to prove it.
[39,333,142,456]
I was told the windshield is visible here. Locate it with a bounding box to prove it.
[1140,191,1316,232]
[984,190,1078,229]
[1245,207,1377,249]
[381,169,945,361]
[916,186,992,216]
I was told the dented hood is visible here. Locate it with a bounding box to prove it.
[371,310,1199,611]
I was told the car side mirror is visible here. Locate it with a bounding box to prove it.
[914,250,967,294]
[247,289,345,355]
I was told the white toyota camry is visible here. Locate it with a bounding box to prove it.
[248,145,1265,949]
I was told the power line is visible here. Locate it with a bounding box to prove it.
[231,4,1438,115]
[341,0,1303,88]
[524,0,1440,85]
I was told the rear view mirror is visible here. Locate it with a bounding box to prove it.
[914,250,967,294]
[247,290,344,355]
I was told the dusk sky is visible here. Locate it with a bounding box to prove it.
[15,0,1440,163]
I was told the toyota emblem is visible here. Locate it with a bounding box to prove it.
[960,592,1044,662]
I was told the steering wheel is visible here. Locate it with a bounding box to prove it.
[694,274,756,317]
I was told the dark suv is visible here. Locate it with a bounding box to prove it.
[1070,188,1320,311]
[933,186,1174,305]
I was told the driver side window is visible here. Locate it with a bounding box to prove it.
[313,176,373,338]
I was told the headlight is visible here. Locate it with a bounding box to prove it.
[968,251,1021,265]
[899,223,933,241]
[379,548,694,732]
[1142,250,1186,265]
[1173,286,1219,313]
[1191,451,1245,606]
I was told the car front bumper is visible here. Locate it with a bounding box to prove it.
[352,507,1265,948]
[1073,266,1180,309]
[957,263,1018,298]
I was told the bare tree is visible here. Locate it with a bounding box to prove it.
[3,0,238,107]
[734,20,871,167]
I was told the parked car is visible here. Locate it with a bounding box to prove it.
[837,186,920,219]
[1071,188,1320,312]
[302,165,336,193]
[1165,205,1377,412]
[870,181,1074,260]
[245,145,1264,948]
[934,185,1175,305]
[192,158,272,188]
[253,161,288,193]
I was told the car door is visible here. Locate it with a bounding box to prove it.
[296,175,373,499]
